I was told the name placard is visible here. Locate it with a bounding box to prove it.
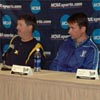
[76,69,99,80]
[11,65,33,75]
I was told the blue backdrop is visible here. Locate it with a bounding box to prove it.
[0,0,100,69]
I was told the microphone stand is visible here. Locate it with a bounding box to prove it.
[1,45,14,71]
[1,56,11,71]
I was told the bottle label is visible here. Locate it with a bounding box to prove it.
[34,58,41,68]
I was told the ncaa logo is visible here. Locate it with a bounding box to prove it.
[2,15,12,28]
[3,44,9,53]
[60,14,69,29]
[92,0,100,11]
[32,30,40,41]
[30,0,41,14]
[92,29,100,44]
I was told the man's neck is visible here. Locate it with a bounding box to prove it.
[21,36,33,42]
[75,35,89,47]
[76,34,88,44]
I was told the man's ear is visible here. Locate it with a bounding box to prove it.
[29,25,33,30]
[81,26,86,33]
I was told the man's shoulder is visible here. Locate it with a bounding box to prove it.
[83,37,99,52]
[87,37,98,48]
[31,38,41,46]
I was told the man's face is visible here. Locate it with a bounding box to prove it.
[16,19,30,38]
[68,23,84,41]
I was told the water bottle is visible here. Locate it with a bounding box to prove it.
[34,48,41,72]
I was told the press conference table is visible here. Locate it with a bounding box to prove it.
[0,66,100,100]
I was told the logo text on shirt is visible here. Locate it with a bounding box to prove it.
[80,50,87,57]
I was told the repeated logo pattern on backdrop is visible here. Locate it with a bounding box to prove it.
[0,0,100,68]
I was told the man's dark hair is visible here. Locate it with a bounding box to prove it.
[67,12,88,31]
[18,14,36,31]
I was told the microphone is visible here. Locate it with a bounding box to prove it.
[2,44,14,61]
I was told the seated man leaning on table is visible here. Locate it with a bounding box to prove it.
[49,12,99,73]
[2,14,45,69]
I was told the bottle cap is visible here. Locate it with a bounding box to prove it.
[36,48,40,52]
